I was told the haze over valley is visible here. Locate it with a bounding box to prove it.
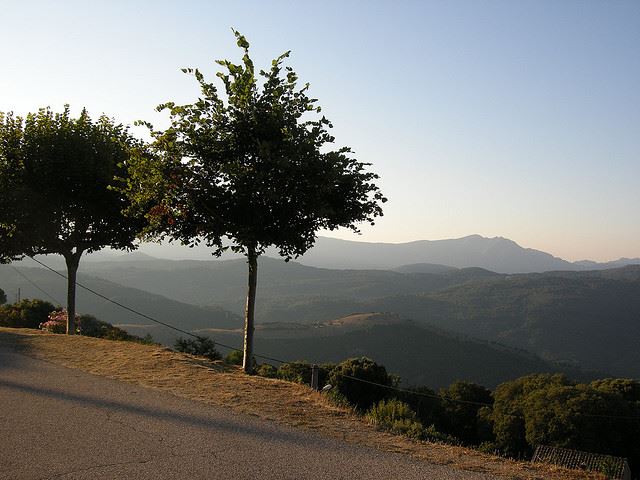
[4,234,639,387]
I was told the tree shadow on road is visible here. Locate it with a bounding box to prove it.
[0,375,335,448]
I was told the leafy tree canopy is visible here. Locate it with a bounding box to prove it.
[0,107,147,262]
[119,30,385,372]
[0,106,149,333]
[122,30,386,259]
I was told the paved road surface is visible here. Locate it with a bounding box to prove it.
[0,343,495,479]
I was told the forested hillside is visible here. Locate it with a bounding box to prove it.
[203,315,601,388]
[0,266,240,335]
[3,259,639,380]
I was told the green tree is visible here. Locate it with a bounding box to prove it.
[439,381,493,445]
[0,108,148,334]
[491,373,569,457]
[0,288,6,305]
[327,357,393,410]
[121,31,385,373]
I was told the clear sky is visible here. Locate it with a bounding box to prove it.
[1,0,638,261]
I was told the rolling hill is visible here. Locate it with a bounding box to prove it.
[0,265,240,344]
[198,313,602,389]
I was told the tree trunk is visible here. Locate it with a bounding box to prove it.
[242,246,258,374]
[64,252,81,335]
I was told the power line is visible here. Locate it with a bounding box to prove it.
[10,266,63,305]
[26,256,285,364]
[28,256,201,340]
[25,257,640,421]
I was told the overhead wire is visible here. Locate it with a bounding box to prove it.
[10,265,63,305]
[25,256,640,420]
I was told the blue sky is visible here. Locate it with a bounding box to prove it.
[1,0,638,261]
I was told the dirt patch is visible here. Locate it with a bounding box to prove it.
[0,328,603,480]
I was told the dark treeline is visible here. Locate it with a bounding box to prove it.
[3,298,638,476]
[268,357,640,476]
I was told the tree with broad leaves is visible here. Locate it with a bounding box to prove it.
[0,107,148,334]
[120,31,386,373]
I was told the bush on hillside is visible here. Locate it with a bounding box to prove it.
[439,381,493,445]
[277,361,312,384]
[38,310,144,342]
[0,299,58,329]
[225,349,243,365]
[327,357,393,411]
[397,385,445,430]
[79,314,136,341]
[277,361,335,388]
[256,363,278,378]
[174,336,221,361]
[366,398,423,439]
[39,309,70,333]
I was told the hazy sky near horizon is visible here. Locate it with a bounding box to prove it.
[1,1,638,261]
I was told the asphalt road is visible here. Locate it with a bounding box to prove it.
[0,344,495,479]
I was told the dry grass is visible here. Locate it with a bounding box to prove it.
[0,327,603,480]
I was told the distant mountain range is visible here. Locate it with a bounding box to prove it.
[294,235,640,273]
[71,234,640,274]
[4,235,640,386]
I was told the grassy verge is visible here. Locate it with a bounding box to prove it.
[0,327,603,480]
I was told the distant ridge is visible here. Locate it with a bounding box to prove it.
[293,235,575,273]
[16,234,640,275]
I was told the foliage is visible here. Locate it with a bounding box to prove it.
[122,31,385,258]
[277,361,334,388]
[119,31,385,372]
[491,374,569,457]
[491,373,640,470]
[0,287,6,304]
[174,336,221,361]
[256,363,278,378]
[78,314,136,341]
[397,385,444,429]
[421,424,461,444]
[277,361,312,384]
[439,381,493,445]
[0,107,147,259]
[38,309,139,341]
[0,299,57,329]
[327,357,393,411]
[224,349,243,365]
[0,107,149,333]
[366,398,423,439]
[39,309,72,334]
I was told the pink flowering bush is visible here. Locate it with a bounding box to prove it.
[39,309,76,334]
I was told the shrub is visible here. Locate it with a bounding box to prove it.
[276,361,335,388]
[174,336,221,361]
[256,363,278,378]
[422,424,460,444]
[439,381,493,445]
[366,399,423,439]
[327,357,393,411]
[77,314,133,340]
[39,309,68,334]
[225,349,243,365]
[397,386,445,429]
[277,361,312,384]
[0,299,57,329]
